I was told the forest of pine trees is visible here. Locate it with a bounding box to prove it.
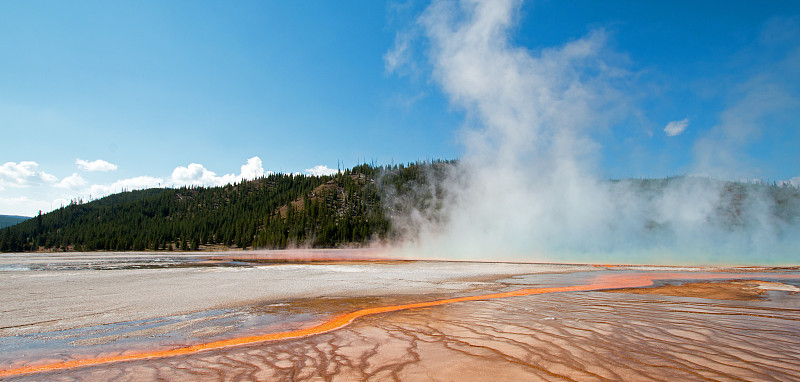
[0,161,453,253]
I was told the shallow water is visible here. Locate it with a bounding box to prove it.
[2,252,799,380]
[8,285,800,381]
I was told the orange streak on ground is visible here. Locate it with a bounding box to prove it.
[1,271,797,378]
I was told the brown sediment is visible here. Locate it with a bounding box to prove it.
[3,271,799,378]
[0,284,599,377]
[604,280,770,301]
[19,280,800,382]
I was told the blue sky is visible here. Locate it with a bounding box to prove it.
[1,0,799,216]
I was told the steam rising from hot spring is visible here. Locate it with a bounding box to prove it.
[385,0,799,264]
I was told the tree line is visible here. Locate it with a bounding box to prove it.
[5,159,792,253]
[0,162,452,253]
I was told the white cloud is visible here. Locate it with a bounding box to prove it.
[240,157,267,180]
[789,176,800,187]
[170,163,232,187]
[88,176,164,197]
[0,157,275,216]
[76,159,118,172]
[170,156,272,187]
[0,196,54,216]
[664,118,689,136]
[55,173,87,189]
[0,161,57,189]
[305,165,338,176]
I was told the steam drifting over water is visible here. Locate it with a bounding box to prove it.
[386,0,800,265]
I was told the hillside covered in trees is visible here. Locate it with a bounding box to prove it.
[1,160,798,253]
[0,162,450,253]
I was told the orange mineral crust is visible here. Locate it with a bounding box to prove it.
[2,270,799,379]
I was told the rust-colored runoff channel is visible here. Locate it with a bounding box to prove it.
[1,272,796,378]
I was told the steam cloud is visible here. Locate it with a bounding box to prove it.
[387,0,799,265]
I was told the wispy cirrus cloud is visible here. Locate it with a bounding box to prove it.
[385,31,414,75]
[693,60,800,178]
[691,15,800,179]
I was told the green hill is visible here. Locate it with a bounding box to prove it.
[0,215,30,229]
[1,160,797,253]
[0,162,445,252]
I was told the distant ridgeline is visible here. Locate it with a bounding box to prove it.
[0,160,798,253]
[0,215,30,229]
[0,162,450,252]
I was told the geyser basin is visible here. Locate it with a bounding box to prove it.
[2,251,800,380]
